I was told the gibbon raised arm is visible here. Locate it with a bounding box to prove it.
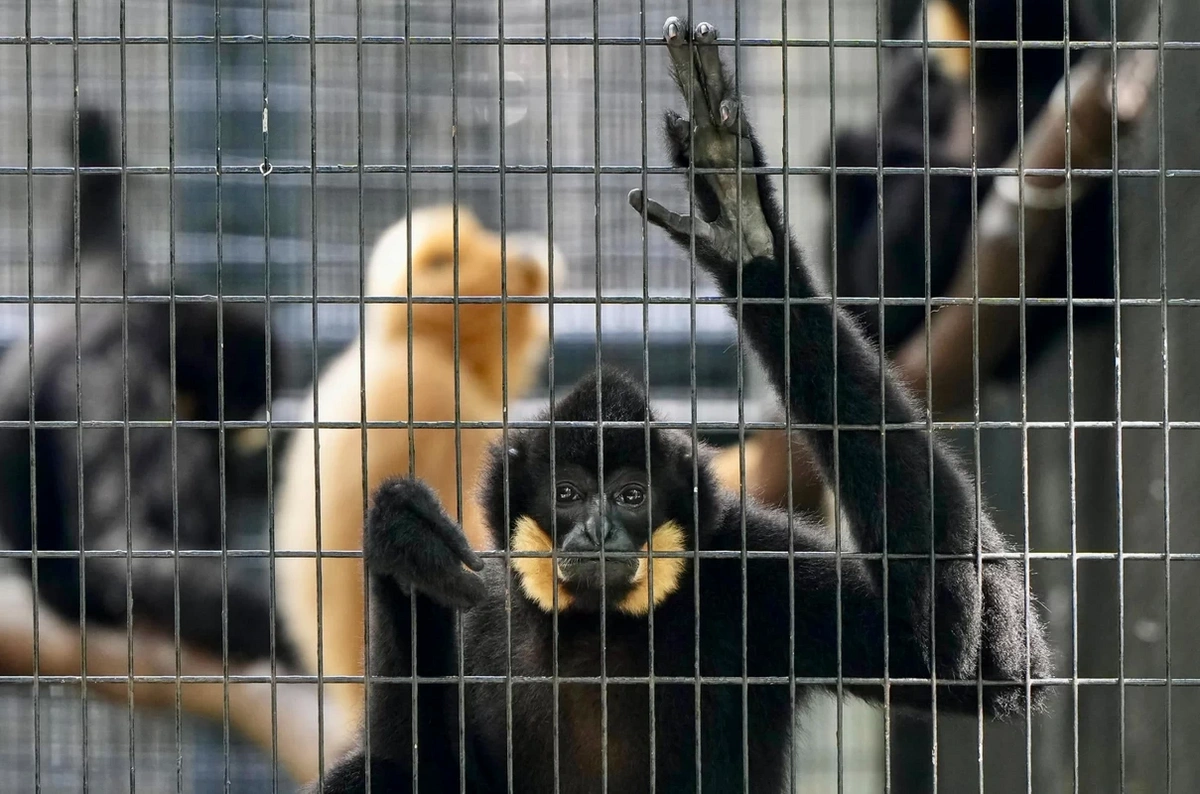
[627,16,1050,716]
[313,15,1050,793]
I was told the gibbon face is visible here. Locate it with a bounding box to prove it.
[483,367,714,617]
[508,472,689,617]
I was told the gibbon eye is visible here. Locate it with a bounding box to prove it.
[616,484,646,508]
[555,483,582,504]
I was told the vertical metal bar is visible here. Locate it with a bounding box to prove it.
[780,2,798,791]
[731,8,750,791]
[69,3,90,787]
[449,4,468,792]
[354,1,371,787]
[263,8,283,770]
[1108,0,1126,788]
[307,0,327,786]
[826,0,846,790]
[495,4,516,792]
[969,0,986,789]
[403,0,418,787]
[542,3,562,790]
[118,2,137,787]
[637,1,657,790]
[872,0,891,790]
[681,3,702,791]
[22,0,41,786]
[1010,1,1034,788]
[1060,2,1081,791]
[263,73,281,787]
[453,12,468,794]
[352,0,372,782]
[916,3,938,788]
[1156,1,1171,790]
[166,0,184,785]
[591,7,608,791]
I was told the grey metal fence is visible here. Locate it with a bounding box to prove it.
[0,0,1188,791]
[0,0,883,790]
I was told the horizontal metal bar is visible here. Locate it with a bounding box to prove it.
[0,35,1191,51]
[0,674,1189,688]
[0,418,1191,431]
[3,549,1197,562]
[4,294,1200,310]
[2,164,1191,178]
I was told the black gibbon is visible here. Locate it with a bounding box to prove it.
[275,204,555,731]
[828,0,1113,374]
[311,18,1050,793]
[0,108,291,665]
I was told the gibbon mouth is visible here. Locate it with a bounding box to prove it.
[556,557,639,591]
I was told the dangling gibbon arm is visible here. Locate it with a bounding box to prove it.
[310,476,487,792]
[629,16,1051,716]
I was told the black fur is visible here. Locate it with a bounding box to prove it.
[314,20,1050,793]
[0,109,292,665]
[65,108,124,264]
[830,0,1113,377]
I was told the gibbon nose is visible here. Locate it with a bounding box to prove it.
[581,512,609,546]
[563,508,626,550]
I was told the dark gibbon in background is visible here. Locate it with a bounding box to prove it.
[312,19,1051,793]
[713,0,1115,507]
[828,0,1114,370]
[0,109,291,666]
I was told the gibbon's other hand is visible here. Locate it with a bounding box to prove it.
[628,16,774,268]
[364,477,487,611]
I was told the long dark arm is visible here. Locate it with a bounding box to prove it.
[632,16,1050,718]
[318,476,486,791]
[313,574,459,794]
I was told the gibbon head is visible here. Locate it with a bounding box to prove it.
[480,366,719,617]
[364,205,560,373]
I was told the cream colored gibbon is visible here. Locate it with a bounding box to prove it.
[276,205,558,734]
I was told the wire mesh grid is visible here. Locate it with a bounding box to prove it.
[0,0,1190,791]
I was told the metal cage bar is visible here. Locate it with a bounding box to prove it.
[0,0,1191,791]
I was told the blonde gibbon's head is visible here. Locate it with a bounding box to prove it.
[364,206,562,372]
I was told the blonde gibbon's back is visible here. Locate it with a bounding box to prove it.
[276,205,558,741]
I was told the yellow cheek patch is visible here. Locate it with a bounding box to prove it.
[510,517,690,617]
[511,516,574,612]
[928,0,971,80]
[615,520,688,617]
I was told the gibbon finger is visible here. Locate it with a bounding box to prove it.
[691,21,727,128]
[664,17,717,129]
[628,188,714,242]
